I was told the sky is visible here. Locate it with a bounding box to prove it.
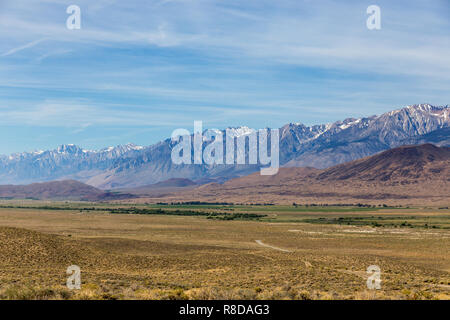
[0,0,449,154]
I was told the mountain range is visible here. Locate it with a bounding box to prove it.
[144,144,449,206]
[0,103,448,189]
[0,144,448,204]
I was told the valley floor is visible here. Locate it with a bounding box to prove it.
[0,202,449,300]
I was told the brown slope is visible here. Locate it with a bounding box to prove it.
[0,180,133,201]
[0,226,97,267]
[130,144,449,206]
[221,167,319,188]
[316,143,450,182]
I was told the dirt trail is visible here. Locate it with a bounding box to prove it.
[255,240,291,252]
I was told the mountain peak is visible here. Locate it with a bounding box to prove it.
[403,103,449,113]
[100,143,144,153]
[56,144,84,154]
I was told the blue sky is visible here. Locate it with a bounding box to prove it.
[0,0,449,154]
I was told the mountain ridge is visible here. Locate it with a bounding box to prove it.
[1,144,448,204]
[139,144,449,206]
[0,104,448,188]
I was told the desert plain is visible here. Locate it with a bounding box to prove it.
[0,201,448,300]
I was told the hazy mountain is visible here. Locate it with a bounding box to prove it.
[116,178,199,198]
[0,104,448,188]
[0,143,145,185]
[148,178,197,188]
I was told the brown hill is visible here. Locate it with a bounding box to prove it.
[0,180,133,201]
[316,143,450,182]
[132,144,450,206]
[221,167,319,188]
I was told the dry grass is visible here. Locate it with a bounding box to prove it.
[0,205,449,300]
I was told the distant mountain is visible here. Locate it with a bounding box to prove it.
[283,104,450,168]
[84,134,260,189]
[84,104,450,188]
[0,143,144,185]
[153,144,449,206]
[0,104,448,188]
[0,180,133,201]
[148,178,197,188]
[117,178,199,198]
[401,127,450,147]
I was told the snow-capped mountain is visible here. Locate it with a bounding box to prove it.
[0,143,146,185]
[282,104,449,167]
[0,104,448,188]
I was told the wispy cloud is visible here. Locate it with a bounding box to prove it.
[1,1,449,77]
[35,49,72,63]
[1,38,47,57]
